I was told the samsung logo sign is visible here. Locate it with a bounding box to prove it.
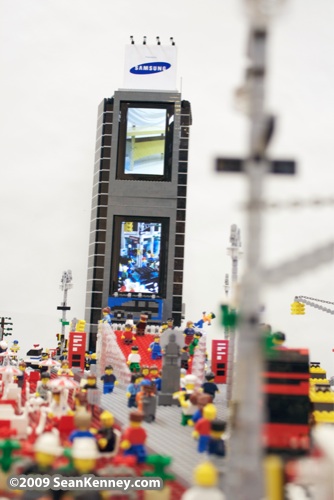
[130,62,171,75]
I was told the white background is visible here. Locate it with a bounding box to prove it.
[1,0,334,375]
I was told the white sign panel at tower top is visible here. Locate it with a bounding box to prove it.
[123,44,178,91]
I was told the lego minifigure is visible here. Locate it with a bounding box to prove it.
[127,345,141,373]
[159,322,168,334]
[23,432,63,474]
[189,392,213,425]
[90,352,97,365]
[10,339,20,354]
[70,437,99,474]
[101,306,113,324]
[48,388,73,418]
[96,410,117,453]
[59,349,68,362]
[121,322,136,345]
[89,352,97,373]
[175,374,198,425]
[69,408,95,443]
[39,351,50,374]
[84,351,91,370]
[148,336,162,360]
[180,368,187,390]
[150,365,161,391]
[166,317,174,329]
[74,388,88,409]
[126,373,142,408]
[66,438,103,500]
[56,341,62,357]
[194,312,216,329]
[181,461,225,500]
[189,332,202,356]
[57,359,74,377]
[272,331,286,347]
[192,403,217,453]
[100,365,118,394]
[35,372,51,402]
[141,365,150,379]
[208,419,226,457]
[136,314,148,336]
[120,410,147,463]
[16,361,28,390]
[183,321,195,345]
[136,379,157,423]
[181,345,191,370]
[82,372,98,390]
[201,372,220,400]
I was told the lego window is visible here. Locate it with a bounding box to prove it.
[110,216,169,297]
[116,102,174,181]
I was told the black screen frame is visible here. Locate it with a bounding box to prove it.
[116,101,174,182]
[110,215,170,298]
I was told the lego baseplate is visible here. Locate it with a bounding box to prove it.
[99,381,227,487]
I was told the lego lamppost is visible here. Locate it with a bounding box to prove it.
[217,2,294,498]
[57,270,73,352]
[224,225,242,404]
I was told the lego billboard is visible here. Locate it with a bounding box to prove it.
[123,44,177,91]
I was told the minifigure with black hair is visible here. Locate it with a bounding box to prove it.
[201,371,219,400]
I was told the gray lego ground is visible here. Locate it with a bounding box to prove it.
[99,382,227,487]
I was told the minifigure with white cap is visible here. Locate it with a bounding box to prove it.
[71,437,99,474]
[23,432,63,474]
[65,438,103,500]
[175,374,198,425]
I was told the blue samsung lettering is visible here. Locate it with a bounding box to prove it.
[130,62,171,75]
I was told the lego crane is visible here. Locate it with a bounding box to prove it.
[291,296,334,315]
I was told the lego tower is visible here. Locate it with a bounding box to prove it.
[85,39,192,350]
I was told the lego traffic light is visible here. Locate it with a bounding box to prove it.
[1,317,13,336]
[124,222,133,232]
[290,301,305,315]
[75,320,86,332]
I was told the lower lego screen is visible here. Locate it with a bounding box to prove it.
[111,217,169,296]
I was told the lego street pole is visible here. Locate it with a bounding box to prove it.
[229,224,242,289]
[57,270,73,349]
[225,225,242,405]
[225,11,270,500]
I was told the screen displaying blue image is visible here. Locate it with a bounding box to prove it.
[117,221,162,294]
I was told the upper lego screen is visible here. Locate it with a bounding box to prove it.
[111,216,169,297]
[116,102,174,181]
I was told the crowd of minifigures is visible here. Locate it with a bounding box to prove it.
[0,311,227,500]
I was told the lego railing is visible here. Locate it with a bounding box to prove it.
[191,335,207,386]
[96,323,131,385]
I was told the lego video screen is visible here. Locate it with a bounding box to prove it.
[116,220,165,295]
[117,102,174,181]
